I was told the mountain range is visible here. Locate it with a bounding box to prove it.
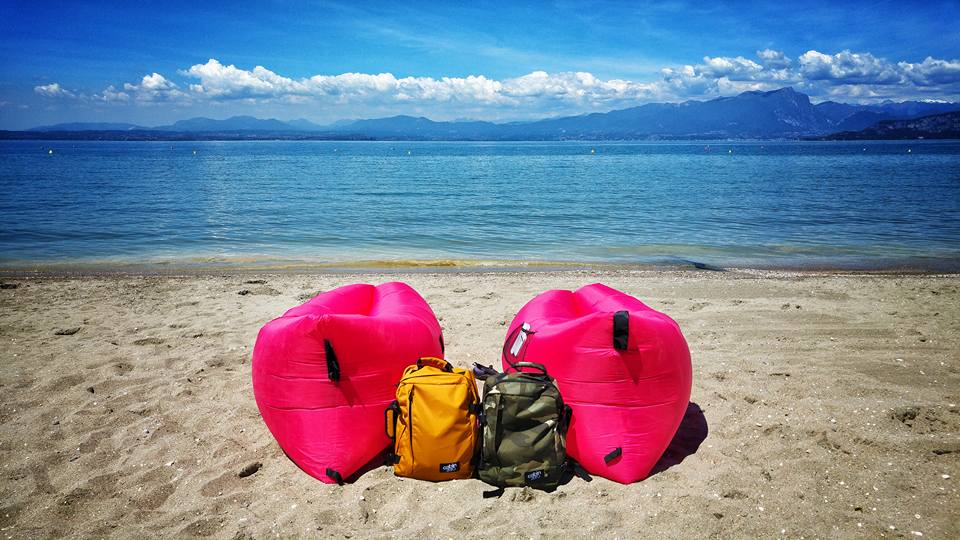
[822,110,960,140]
[19,88,960,140]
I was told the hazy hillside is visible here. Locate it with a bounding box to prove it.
[16,88,960,140]
[821,111,960,140]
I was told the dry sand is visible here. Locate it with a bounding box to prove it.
[0,269,958,539]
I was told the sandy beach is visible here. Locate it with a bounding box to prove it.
[1,269,958,539]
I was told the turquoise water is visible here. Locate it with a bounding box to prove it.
[1,140,959,270]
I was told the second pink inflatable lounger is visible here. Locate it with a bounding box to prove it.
[502,283,692,484]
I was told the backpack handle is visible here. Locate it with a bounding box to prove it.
[384,400,400,439]
[416,356,453,372]
[509,361,548,375]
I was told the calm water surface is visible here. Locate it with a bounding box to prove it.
[1,140,958,269]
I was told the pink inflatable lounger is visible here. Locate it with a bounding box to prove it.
[502,283,692,484]
[252,282,444,484]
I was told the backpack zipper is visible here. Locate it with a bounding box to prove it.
[407,386,415,468]
[494,395,505,466]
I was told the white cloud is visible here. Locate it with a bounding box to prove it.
[34,83,75,98]
[700,56,764,80]
[757,49,791,70]
[121,73,187,102]
[100,85,130,102]
[500,71,659,103]
[799,50,902,85]
[186,59,305,98]
[898,57,960,86]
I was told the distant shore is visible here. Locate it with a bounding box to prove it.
[4,130,959,142]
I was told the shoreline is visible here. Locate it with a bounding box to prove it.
[2,258,958,278]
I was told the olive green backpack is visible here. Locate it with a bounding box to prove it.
[476,362,572,491]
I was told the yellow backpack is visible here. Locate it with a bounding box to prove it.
[384,357,480,481]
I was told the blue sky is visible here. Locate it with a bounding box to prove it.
[1,0,958,129]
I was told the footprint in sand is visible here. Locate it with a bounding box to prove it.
[113,362,134,375]
[181,517,221,537]
[688,302,710,312]
[358,479,394,523]
[54,327,82,336]
[295,293,313,302]
[237,286,280,296]
[46,374,84,392]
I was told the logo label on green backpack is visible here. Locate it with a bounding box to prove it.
[439,462,460,473]
[524,469,544,482]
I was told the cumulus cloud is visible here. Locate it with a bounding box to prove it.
[121,73,188,102]
[757,49,791,70]
[799,50,902,85]
[499,71,659,103]
[34,83,75,98]
[898,56,960,86]
[100,85,130,102]
[186,59,305,98]
[700,56,764,80]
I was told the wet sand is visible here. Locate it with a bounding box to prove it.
[0,269,957,538]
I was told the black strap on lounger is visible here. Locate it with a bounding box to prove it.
[613,310,629,350]
[559,405,573,434]
[325,468,344,485]
[604,447,622,464]
[482,487,505,499]
[439,332,445,353]
[324,339,341,382]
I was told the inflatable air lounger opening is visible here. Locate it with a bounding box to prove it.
[502,283,692,484]
[252,282,443,484]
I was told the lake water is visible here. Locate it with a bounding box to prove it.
[1,140,958,270]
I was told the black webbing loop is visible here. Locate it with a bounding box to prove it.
[603,447,622,464]
[324,339,341,382]
[472,362,500,380]
[416,357,453,372]
[325,468,344,485]
[613,311,629,350]
[570,461,593,482]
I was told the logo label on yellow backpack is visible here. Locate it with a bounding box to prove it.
[439,462,461,473]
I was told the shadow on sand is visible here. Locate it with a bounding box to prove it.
[649,401,709,476]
